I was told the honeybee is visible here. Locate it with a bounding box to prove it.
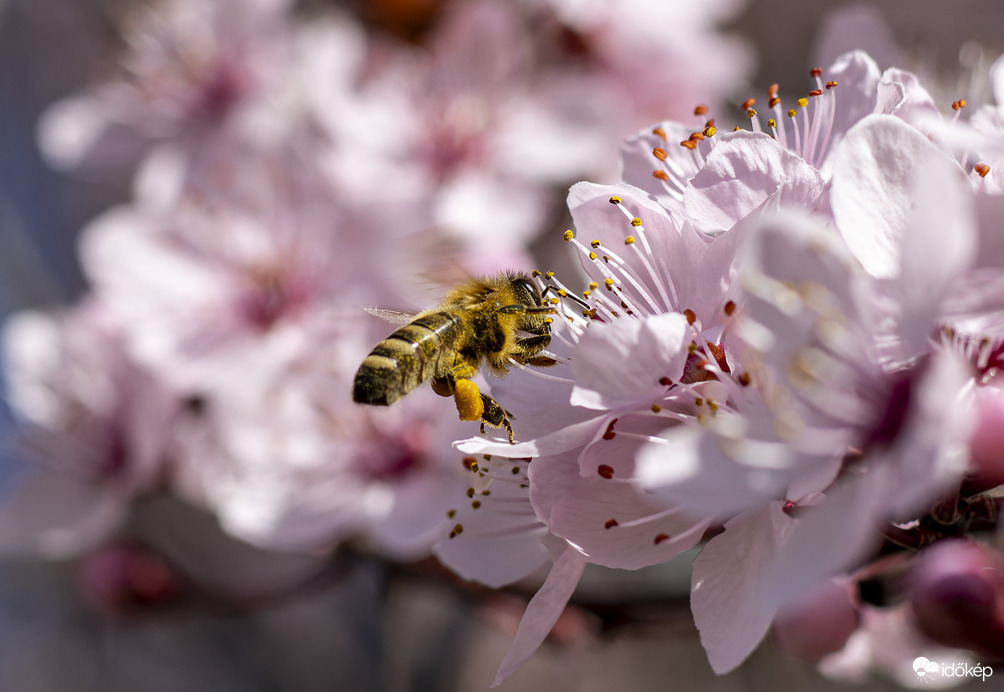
[353,272,557,443]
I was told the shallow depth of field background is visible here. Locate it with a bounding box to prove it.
[0,1,1001,690]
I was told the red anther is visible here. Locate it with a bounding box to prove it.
[605,518,618,529]
[597,464,614,479]
[652,126,667,141]
[652,147,668,161]
[694,104,709,116]
[653,533,670,545]
[974,162,991,178]
[741,97,756,110]
[707,342,731,374]
[652,169,669,180]
[810,67,823,77]
[826,81,838,89]
[705,118,715,129]
[689,132,705,141]
[680,140,697,150]
[768,83,779,99]
[809,89,823,97]
[602,418,618,440]
[769,97,781,108]
[683,308,696,325]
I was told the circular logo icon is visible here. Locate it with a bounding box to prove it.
[914,657,939,680]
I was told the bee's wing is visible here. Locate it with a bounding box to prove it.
[364,307,418,325]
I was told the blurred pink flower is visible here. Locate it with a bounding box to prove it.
[530,0,753,126]
[0,300,178,557]
[36,0,310,176]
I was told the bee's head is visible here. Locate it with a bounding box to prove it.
[510,274,546,308]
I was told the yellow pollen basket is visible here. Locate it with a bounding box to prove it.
[454,379,484,421]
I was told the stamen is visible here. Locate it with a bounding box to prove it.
[606,200,681,310]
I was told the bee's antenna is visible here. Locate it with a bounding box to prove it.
[541,284,591,311]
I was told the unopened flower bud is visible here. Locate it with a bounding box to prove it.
[968,384,1004,490]
[908,539,1004,658]
[772,579,860,661]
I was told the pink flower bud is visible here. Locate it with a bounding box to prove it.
[968,384,1004,489]
[908,539,1004,658]
[772,579,860,661]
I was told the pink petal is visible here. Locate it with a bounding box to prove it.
[684,131,824,234]
[570,312,689,410]
[830,115,962,280]
[492,546,587,687]
[691,502,793,674]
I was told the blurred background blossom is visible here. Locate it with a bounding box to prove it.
[2,0,1004,690]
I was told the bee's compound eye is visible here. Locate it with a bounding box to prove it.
[512,277,542,306]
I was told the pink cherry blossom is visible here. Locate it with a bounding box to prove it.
[440,52,1003,684]
[0,299,178,557]
[37,0,307,176]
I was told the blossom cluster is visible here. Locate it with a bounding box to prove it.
[436,50,1004,686]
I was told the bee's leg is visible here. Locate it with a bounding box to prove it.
[479,392,515,444]
[514,333,551,354]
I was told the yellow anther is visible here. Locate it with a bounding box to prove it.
[630,217,642,227]
[609,196,622,204]
[746,108,757,118]
[797,98,808,107]
[604,278,614,290]
[563,230,573,241]
[545,271,555,279]
[589,251,598,260]
[591,239,601,248]
[625,236,636,245]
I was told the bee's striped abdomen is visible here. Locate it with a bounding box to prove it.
[353,312,458,406]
